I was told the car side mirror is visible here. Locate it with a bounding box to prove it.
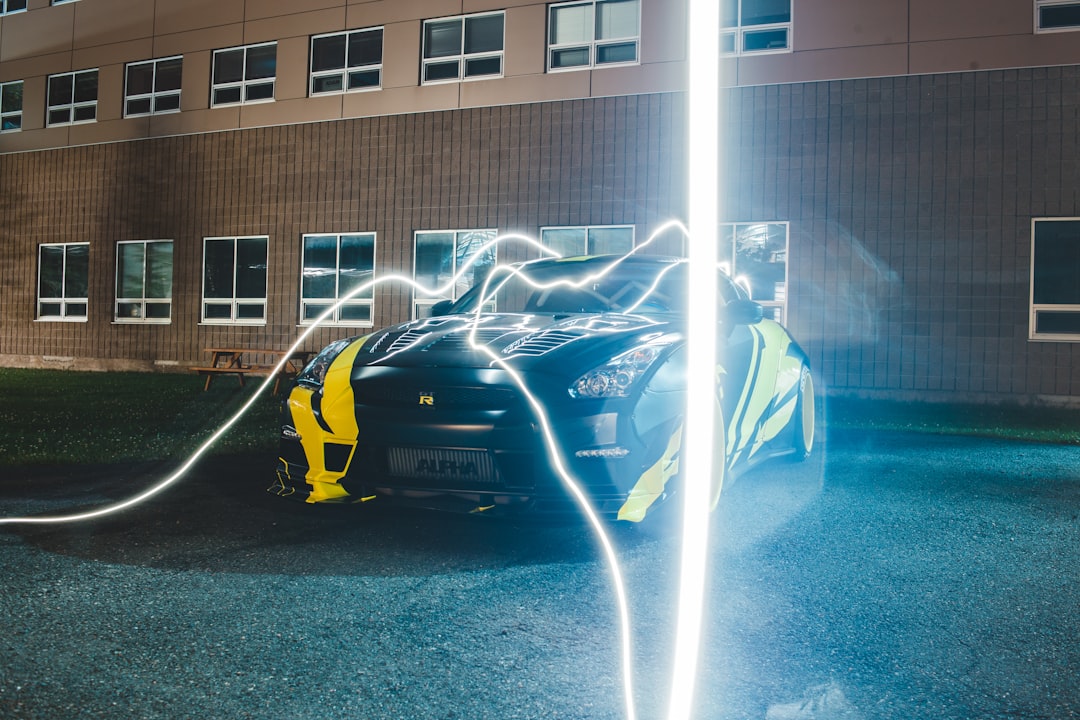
[725,299,764,325]
[430,299,455,317]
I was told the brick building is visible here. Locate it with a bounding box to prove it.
[1,0,1078,405]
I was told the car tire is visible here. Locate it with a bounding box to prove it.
[792,365,815,460]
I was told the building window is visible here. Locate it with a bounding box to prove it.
[1,80,22,132]
[720,222,789,323]
[211,43,276,107]
[46,70,98,127]
[115,240,173,323]
[124,57,182,117]
[1036,1,1080,31]
[413,230,497,317]
[202,236,268,324]
[38,243,89,321]
[0,0,27,17]
[422,12,504,83]
[721,0,792,55]
[1030,219,1080,340]
[547,0,640,71]
[301,233,376,326]
[310,28,383,95]
[52,0,79,4]
[541,225,635,257]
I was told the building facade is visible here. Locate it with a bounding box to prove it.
[1,0,1078,405]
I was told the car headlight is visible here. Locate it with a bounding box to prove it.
[296,338,354,387]
[569,343,669,399]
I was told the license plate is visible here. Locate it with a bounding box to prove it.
[387,447,497,484]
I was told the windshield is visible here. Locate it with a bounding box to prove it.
[448,259,692,315]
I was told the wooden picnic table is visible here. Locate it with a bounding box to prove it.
[193,347,313,394]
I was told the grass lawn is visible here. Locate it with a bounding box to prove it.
[0,369,1076,468]
[0,368,282,467]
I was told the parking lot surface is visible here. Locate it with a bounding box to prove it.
[1,429,1077,719]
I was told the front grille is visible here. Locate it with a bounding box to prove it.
[353,384,517,409]
[387,447,498,485]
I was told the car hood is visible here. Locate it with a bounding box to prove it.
[354,312,680,371]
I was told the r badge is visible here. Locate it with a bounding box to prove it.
[418,393,434,406]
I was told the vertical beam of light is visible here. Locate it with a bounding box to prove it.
[668,0,720,718]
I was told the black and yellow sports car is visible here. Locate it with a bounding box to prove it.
[270,255,814,522]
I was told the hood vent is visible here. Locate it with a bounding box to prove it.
[503,330,582,357]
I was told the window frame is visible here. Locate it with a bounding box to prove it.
[46,69,99,127]
[210,42,277,108]
[1035,0,1080,32]
[309,27,384,96]
[421,12,505,84]
[1029,217,1080,341]
[547,0,641,72]
[0,0,27,17]
[539,224,636,257]
[719,221,789,324]
[37,242,89,322]
[299,232,377,327]
[721,0,793,57]
[412,229,497,318]
[1,80,22,133]
[114,240,174,324]
[200,236,269,325]
[124,56,183,118]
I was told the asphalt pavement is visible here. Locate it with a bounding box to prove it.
[0,429,1077,720]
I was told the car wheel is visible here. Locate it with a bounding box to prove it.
[792,365,815,460]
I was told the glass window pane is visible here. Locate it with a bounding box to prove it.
[734,223,787,302]
[145,302,171,320]
[465,56,501,77]
[117,301,142,319]
[302,236,338,299]
[425,61,460,82]
[1,82,22,112]
[2,115,21,131]
[312,35,346,72]
[720,0,738,28]
[1035,311,1080,334]
[126,98,151,116]
[73,105,96,122]
[303,303,332,321]
[349,30,383,66]
[154,94,180,113]
[64,244,89,299]
[1041,5,1080,29]
[146,242,173,298]
[245,82,274,101]
[542,228,587,257]
[415,232,455,298]
[1033,221,1080,305]
[73,71,97,103]
[235,237,267,298]
[213,49,244,84]
[65,302,88,318]
[204,239,235,299]
[213,87,242,105]
[237,303,265,320]
[313,74,345,94]
[596,42,636,64]
[48,109,71,125]
[204,303,232,319]
[551,4,592,44]
[245,45,276,80]
[156,58,182,91]
[347,70,380,89]
[741,0,791,26]
[339,234,375,299]
[126,63,154,96]
[742,27,788,52]
[118,243,146,298]
[48,75,73,106]
[464,14,503,54]
[596,0,638,40]
[455,231,496,298]
[425,20,462,59]
[588,227,633,255]
[551,47,590,68]
[39,246,64,298]
[339,304,371,323]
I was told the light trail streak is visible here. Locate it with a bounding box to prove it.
[669,0,722,718]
